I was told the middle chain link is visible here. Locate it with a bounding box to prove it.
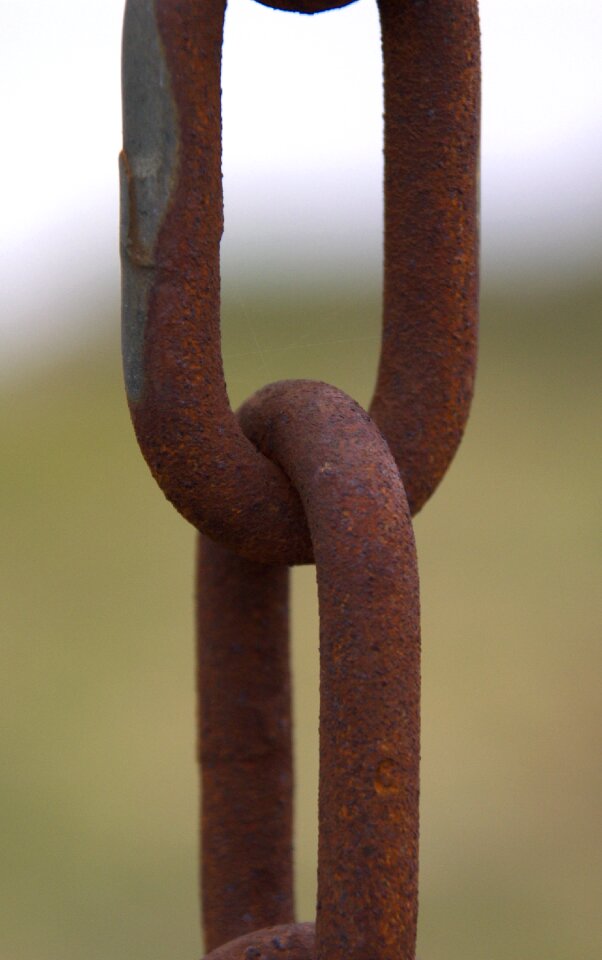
[200,380,420,958]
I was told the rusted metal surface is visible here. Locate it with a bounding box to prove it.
[238,380,420,960]
[120,0,480,564]
[120,1,481,959]
[203,922,314,960]
[373,0,480,515]
[197,380,420,958]
[197,537,293,950]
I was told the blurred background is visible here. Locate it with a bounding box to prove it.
[1,1,601,958]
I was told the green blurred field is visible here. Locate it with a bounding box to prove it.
[1,276,601,960]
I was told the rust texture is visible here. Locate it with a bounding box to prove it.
[121,0,480,564]
[202,922,315,960]
[237,381,420,960]
[120,1,481,959]
[373,0,480,515]
[197,537,293,950]
[197,380,420,958]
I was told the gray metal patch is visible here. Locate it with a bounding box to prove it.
[120,0,178,401]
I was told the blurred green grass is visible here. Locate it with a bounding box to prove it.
[1,276,601,960]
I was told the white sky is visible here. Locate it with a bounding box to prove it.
[1,0,601,365]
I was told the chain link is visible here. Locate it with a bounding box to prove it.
[120,2,480,959]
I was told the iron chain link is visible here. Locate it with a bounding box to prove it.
[120,2,480,958]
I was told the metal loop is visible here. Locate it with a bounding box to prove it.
[198,536,294,949]
[120,0,480,565]
[199,380,420,960]
[201,923,314,960]
[253,1,359,12]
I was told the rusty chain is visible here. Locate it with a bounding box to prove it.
[120,2,480,959]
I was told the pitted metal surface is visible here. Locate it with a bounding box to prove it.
[202,923,314,960]
[121,0,480,564]
[198,536,294,950]
[238,380,420,960]
[120,2,481,959]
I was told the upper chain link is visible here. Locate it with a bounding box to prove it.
[120,0,480,565]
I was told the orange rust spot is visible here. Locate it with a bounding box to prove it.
[374,757,401,795]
